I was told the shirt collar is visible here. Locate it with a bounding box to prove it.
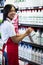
[6,18,12,24]
[6,18,11,22]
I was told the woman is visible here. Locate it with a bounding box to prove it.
[1,4,33,65]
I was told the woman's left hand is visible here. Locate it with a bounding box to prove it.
[25,27,34,36]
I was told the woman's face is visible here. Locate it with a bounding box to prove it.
[8,6,16,20]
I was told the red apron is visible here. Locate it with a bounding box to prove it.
[4,38,19,65]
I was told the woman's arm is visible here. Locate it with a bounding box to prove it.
[11,27,33,43]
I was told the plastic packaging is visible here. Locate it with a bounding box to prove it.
[41,33,43,45]
[31,48,35,62]
[38,50,41,64]
[29,30,38,44]
[41,51,43,65]
[36,30,40,45]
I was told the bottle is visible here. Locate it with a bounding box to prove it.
[21,44,26,58]
[41,51,43,65]
[36,29,40,45]
[27,45,32,61]
[26,45,30,60]
[34,49,38,63]
[29,30,38,44]
[31,48,35,62]
[23,44,27,59]
[38,50,42,64]
[18,43,23,57]
[19,27,25,34]
[19,43,25,58]
[22,28,31,42]
[35,49,40,64]
[18,43,21,57]
[41,33,43,45]
[29,45,32,61]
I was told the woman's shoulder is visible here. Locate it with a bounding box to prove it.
[1,21,11,30]
[2,20,12,27]
[1,20,14,31]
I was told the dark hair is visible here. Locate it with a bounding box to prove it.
[2,4,17,23]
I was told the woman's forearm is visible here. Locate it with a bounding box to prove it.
[11,32,27,43]
[11,27,33,43]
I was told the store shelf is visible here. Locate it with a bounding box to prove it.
[0,6,4,11]
[19,24,43,28]
[17,1,43,65]
[14,1,43,9]
[0,6,4,8]
[18,7,43,11]
[19,57,40,65]
[21,41,43,49]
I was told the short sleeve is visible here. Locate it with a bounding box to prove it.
[1,21,16,43]
[7,22,16,37]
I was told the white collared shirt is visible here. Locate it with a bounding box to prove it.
[1,18,16,44]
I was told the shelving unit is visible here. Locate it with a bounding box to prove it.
[18,38,43,64]
[17,1,43,65]
[19,57,40,65]
[18,40,43,65]
[20,41,43,49]
[19,24,43,28]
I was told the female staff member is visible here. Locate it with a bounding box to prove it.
[1,4,33,65]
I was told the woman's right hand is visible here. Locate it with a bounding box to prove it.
[25,27,34,36]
